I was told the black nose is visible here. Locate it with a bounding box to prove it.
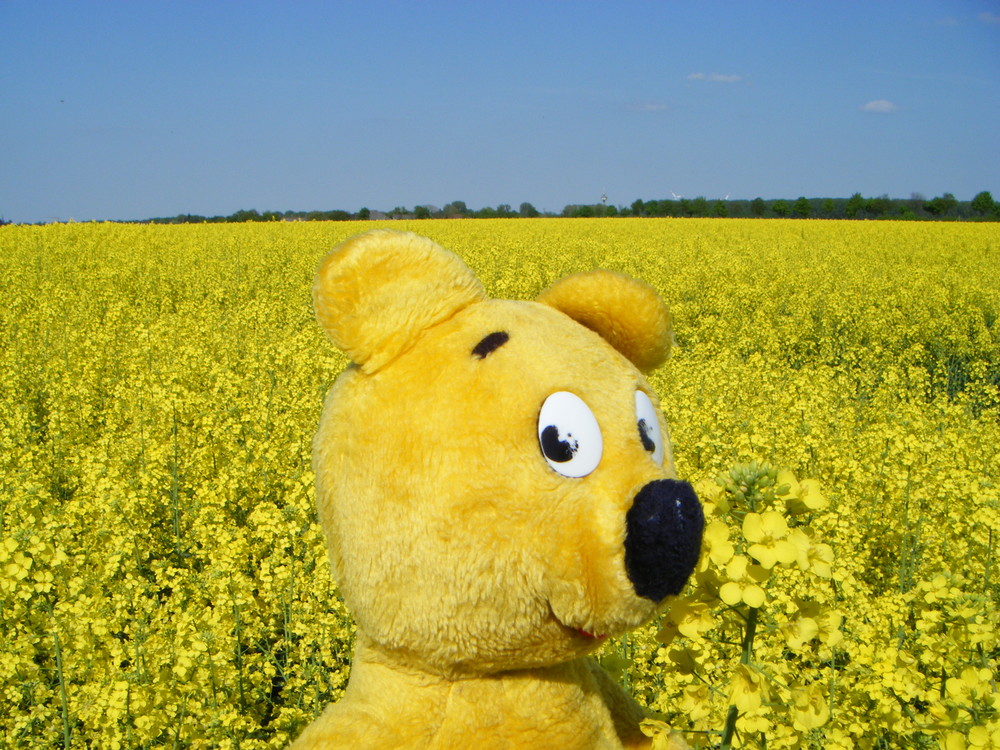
[624,479,704,602]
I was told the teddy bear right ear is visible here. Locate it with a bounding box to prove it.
[314,230,486,373]
[536,270,673,373]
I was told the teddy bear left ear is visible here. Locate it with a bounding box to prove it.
[536,270,673,373]
[314,230,487,372]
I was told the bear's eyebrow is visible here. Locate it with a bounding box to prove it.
[472,331,509,359]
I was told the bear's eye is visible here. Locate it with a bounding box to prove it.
[537,391,603,478]
[634,390,665,467]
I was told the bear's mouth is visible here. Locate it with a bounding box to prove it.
[547,602,609,642]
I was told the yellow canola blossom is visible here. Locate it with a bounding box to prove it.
[742,510,799,569]
[719,555,769,608]
[730,664,771,713]
[790,683,830,731]
[777,469,829,515]
[700,518,735,568]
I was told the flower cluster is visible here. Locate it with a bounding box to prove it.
[631,462,845,748]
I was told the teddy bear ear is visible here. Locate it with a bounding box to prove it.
[314,230,486,372]
[535,270,673,373]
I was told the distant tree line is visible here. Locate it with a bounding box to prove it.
[146,208,357,224]
[142,201,542,224]
[135,191,999,225]
[573,191,999,221]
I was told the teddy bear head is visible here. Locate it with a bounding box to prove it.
[312,230,703,677]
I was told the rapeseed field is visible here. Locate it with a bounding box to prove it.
[1,218,997,748]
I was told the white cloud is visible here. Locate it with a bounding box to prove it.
[688,72,743,83]
[980,11,1000,24]
[861,99,899,114]
[631,101,669,112]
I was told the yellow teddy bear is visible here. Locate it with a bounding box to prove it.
[291,230,703,749]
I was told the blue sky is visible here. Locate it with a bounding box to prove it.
[2,0,998,223]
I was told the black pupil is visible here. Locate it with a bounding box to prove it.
[540,425,577,462]
[638,419,656,452]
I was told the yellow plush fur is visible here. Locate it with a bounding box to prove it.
[292,230,701,749]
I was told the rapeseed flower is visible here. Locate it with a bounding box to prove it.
[719,555,768,608]
[729,664,770,713]
[790,684,830,730]
[742,511,798,569]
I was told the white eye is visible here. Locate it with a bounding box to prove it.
[537,392,603,478]
[634,390,665,466]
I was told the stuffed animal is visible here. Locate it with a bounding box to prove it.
[291,230,704,749]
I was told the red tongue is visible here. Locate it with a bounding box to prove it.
[577,629,607,640]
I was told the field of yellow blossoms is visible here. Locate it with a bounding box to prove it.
[1,218,997,748]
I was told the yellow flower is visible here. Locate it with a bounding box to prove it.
[31,568,55,593]
[783,617,819,650]
[921,573,951,604]
[694,477,728,515]
[735,707,772,734]
[791,684,830,730]
[639,719,689,750]
[4,550,32,581]
[787,527,812,571]
[701,518,735,568]
[668,598,716,639]
[729,663,770,713]
[946,667,993,701]
[677,683,712,722]
[743,511,797,569]
[796,479,828,510]
[806,542,835,578]
[967,725,995,748]
[778,470,829,515]
[719,555,769,608]
[776,469,801,496]
[817,609,844,647]
[0,537,17,561]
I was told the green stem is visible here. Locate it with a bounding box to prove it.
[263,369,276,442]
[984,529,994,596]
[172,693,187,749]
[231,585,247,712]
[204,636,219,709]
[720,706,739,749]
[51,612,72,748]
[719,606,760,750]
[898,466,915,594]
[170,408,182,548]
[620,632,631,692]
[742,608,759,664]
